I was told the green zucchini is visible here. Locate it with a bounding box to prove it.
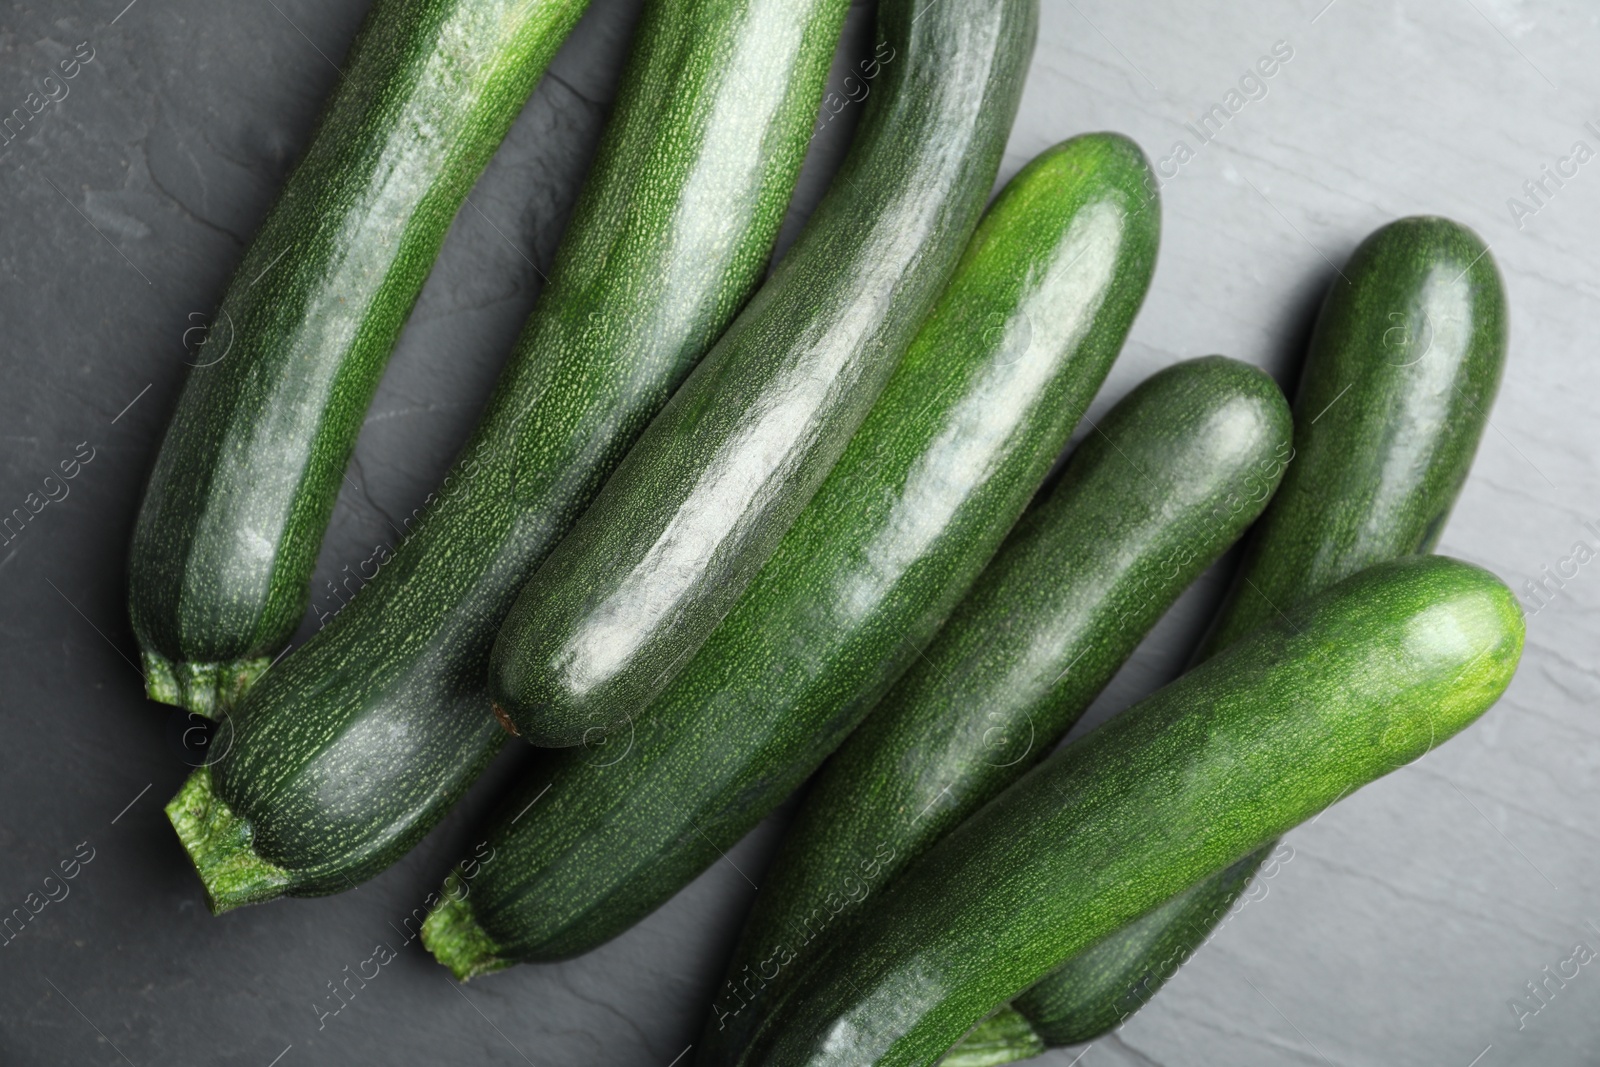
[1008,847,1266,1050]
[977,214,1510,1056]
[487,0,1041,748]
[1197,216,1508,655]
[127,0,591,718]
[164,0,850,912]
[737,555,1525,1066]
[697,353,1292,1066]
[423,121,1149,976]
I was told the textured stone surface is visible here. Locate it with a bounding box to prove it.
[0,1,1594,1064]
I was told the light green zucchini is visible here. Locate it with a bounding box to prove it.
[737,555,1524,1066]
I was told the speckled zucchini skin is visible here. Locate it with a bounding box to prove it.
[165,0,850,910]
[994,215,1511,1053]
[1008,847,1264,1048]
[127,0,591,718]
[737,555,1524,1067]
[488,0,1042,748]
[699,353,1292,1066]
[425,118,1162,976]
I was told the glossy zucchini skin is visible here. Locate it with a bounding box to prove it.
[995,215,1510,1053]
[698,353,1292,1066]
[424,119,1154,978]
[737,556,1525,1067]
[1197,216,1508,657]
[127,0,591,718]
[163,0,850,912]
[488,0,1041,748]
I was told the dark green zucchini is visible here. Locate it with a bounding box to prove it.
[127,0,591,718]
[163,0,850,912]
[697,353,1292,1066]
[486,0,1041,748]
[979,214,1510,1057]
[423,119,1149,976]
[737,555,1525,1066]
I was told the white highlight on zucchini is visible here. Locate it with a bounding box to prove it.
[836,198,1124,624]
[549,6,1011,701]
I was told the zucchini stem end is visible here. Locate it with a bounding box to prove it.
[422,874,513,981]
[143,650,274,719]
[165,766,291,914]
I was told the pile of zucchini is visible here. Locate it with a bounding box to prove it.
[131,0,1521,1062]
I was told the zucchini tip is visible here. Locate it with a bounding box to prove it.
[142,650,274,720]
[421,875,513,981]
[164,765,291,914]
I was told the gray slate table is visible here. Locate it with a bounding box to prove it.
[0,1,1593,1064]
